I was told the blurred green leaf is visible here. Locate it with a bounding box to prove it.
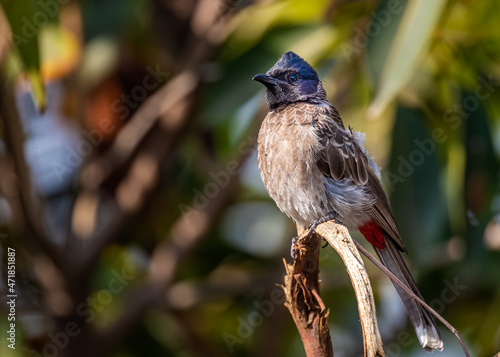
[366,0,407,86]
[1,0,47,111]
[386,106,448,266]
[368,0,447,118]
[226,0,330,58]
[25,67,45,112]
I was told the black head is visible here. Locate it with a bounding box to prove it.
[252,51,326,109]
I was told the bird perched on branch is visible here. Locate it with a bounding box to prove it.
[253,51,443,352]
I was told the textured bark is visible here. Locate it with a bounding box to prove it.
[317,222,384,357]
[283,221,384,357]
[283,230,333,357]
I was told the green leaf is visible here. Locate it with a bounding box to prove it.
[386,106,448,266]
[1,0,48,112]
[368,0,447,118]
[25,67,46,112]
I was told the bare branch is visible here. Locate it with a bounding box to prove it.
[283,221,386,356]
[79,70,198,190]
[283,221,385,356]
[72,0,240,273]
[0,83,65,269]
[282,232,334,357]
[316,222,384,357]
[79,0,234,192]
[96,133,255,354]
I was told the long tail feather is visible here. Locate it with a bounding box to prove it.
[375,234,443,352]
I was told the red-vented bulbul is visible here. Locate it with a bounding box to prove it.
[253,51,443,352]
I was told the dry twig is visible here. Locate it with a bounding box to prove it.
[283,232,333,357]
[317,222,384,357]
[283,221,384,357]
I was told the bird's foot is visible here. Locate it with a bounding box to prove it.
[306,211,343,239]
[291,236,299,260]
[290,211,342,259]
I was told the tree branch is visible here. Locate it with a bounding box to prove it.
[95,130,257,355]
[0,82,65,269]
[283,231,333,357]
[283,221,385,357]
[316,222,384,357]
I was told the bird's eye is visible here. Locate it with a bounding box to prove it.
[288,73,298,82]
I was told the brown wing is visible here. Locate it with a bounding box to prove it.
[316,111,406,252]
[319,128,370,185]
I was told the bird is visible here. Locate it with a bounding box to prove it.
[252,51,443,352]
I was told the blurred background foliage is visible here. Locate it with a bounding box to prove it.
[0,0,499,356]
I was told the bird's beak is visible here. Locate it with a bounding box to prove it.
[252,74,279,87]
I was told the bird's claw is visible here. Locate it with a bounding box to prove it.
[291,211,342,259]
[307,211,342,235]
[291,236,299,260]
